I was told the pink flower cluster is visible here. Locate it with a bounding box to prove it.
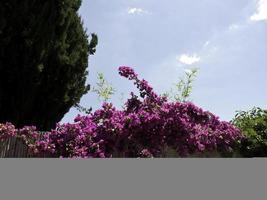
[0,67,243,158]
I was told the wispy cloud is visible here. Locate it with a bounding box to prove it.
[250,0,267,21]
[127,7,150,15]
[228,24,240,31]
[177,54,201,65]
[203,41,210,48]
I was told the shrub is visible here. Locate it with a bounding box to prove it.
[232,107,267,157]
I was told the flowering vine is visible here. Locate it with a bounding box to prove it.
[0,67,244,158]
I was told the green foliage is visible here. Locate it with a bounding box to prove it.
[92,73,116,102]
[88,33,98,55]
[74,72,115,113]
[164,68,198,102]
[0,0,97,130]
[232,107,267,157]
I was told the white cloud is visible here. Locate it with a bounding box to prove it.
[177,54,201,65]
[228,24,240,31]
[127,8,149,15]
[250,0,267,21]
[203,41,210,48]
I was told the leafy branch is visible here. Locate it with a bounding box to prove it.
[164,68,198,102]
[92,72,116,102]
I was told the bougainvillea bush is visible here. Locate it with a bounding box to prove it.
[0,67,244,158]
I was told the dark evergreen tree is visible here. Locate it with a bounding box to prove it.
[0,0,97,130]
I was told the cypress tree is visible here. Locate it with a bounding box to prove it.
[0,0,97,130]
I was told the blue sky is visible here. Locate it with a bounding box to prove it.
[62,0,267,123]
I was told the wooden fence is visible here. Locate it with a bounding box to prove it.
[0,137,31,158]
[0,137,230,158]
[0,132,48,158]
